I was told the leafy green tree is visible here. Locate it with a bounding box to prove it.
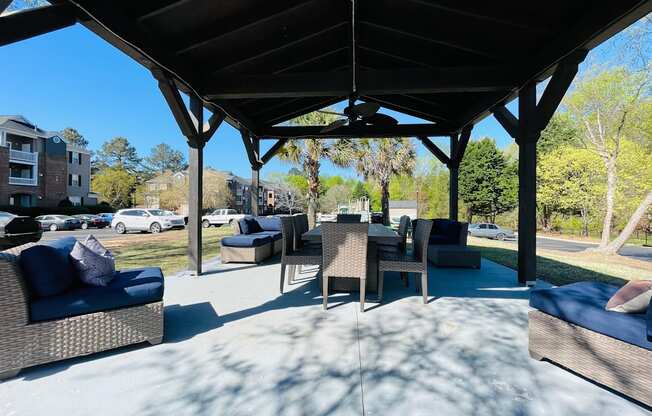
[145,143,187,174]
[92,167,137,208]
[565,66,651,250]
[61,127,89,148]
[459,138,517,223]
[354,138,416,225]
[350,181,369,200]
[538,113,578,155]
[96,137,142,172]
[538,146,605,236]
[279,110,356,227]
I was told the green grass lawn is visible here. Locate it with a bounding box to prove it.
[104,226,234,275]
[468,237,652,286]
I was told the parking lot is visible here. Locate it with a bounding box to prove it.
[37,227,161,243]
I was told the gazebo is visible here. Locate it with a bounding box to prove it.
[2,0,650,283]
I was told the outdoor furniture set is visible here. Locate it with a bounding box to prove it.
[0,236,164,380]
[220,215,284,263]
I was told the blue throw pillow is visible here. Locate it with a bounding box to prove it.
[255,216,282,231]
[19,237,78,298]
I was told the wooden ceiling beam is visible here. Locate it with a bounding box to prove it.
[417,137,450,165]
[204,67,517,99]
[258,124,451,139]
[261,139,289,165]
[0,4,77,47]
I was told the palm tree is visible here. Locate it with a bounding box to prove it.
[278,110,356,227]
[355,138,416,225]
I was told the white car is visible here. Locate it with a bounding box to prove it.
[468,223,515,240]
[111,209,186,234]
[201,208,245,228]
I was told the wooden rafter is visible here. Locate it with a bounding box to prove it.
[0,4,77,47]
[417,137,450,166]
[259,124,451,139]
[261,139,289,165]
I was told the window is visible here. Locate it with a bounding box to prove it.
[68,151,73,163]
[68,196,81,206]
[479,224,487,229]
[78,153,82,165]
[489,225,498,229]
[68,174,81,187]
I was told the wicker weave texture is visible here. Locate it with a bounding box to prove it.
[528,310,652,407]
[0,243,164,378]
[220,244,271,263]
[321,223,368,279]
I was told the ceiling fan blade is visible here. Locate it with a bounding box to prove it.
[320,118,349,133]
[348,119,367,129]
[345,102,380,118]
[363,113,399,126]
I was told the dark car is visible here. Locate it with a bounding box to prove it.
[0,211,42,250]
[97,212,114,222]
[73,214,110,230]
[34,215,82,232]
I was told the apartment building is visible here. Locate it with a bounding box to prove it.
[0,115,95,207]
[144,169,280,215]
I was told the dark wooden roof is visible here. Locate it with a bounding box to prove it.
[45,0,652,134]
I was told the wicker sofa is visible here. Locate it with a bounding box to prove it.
[220,216,283,264]
[0,237,164,380]
[529,282,652,407]
[417,218,480,268]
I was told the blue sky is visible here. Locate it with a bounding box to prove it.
[0,21,622,180]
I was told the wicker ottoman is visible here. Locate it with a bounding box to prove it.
[428,245,481,268]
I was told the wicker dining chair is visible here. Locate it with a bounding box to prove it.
[321,222,369,311]
[279,216,321,294]
[378,215,412,286]
[336,213,362,223]
[378,219,433,304]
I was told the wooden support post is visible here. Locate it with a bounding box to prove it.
[449,134,460,221]
[188,97,204,275]
[154,69,224,276]
[518,82,538,286]
[251,137,260,216]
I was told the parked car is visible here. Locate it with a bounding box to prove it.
[73,214,110,230]
[201,208,245,228]
[163,210,188,225]
[35,215,82,232]
[0,211,42,249]
[468,223,515,240]
[97,212,114,222]
[111,208,186,234]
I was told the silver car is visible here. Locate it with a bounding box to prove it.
[468,223,515,240]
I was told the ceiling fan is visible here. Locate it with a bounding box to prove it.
[317,0,398,133]
[318,101,398,133]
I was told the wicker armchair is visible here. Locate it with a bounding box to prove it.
[279,217,321,294]
[0,243,163,380]
[378,219,433,304]
[321,222,368,311]
[336,214,362,223]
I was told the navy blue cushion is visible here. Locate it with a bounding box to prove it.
[254,231,282,241]
[238,216,262,234]
[255,216,282,231]
[432,219,461,244]
[647,298,652,341]
[19,237,78,298]
[428,235,455,245]
[30,267,164,322]
[530,282,652,350]
[221,234,272,247]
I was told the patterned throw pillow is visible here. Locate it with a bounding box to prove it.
[70,241,116,286]
[84,234,114,258]
[606,280,652,313]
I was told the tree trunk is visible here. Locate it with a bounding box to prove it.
[581,206,589,237]
[381,180,390,225]
[599,157,617,247]
[306,157,320,228]
[541,205,552,232]
[466,207,473,225]
[598,191,652,255]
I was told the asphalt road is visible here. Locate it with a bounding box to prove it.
[500,235,652,263]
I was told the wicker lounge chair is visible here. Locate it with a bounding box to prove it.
[279,217,321,294]
[378,219,433,304]
[321,222,368,311]
[0,242,164,380]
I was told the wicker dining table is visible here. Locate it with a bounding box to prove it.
[302,223,402,293]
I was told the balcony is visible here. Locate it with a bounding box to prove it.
[9,149,38,164]
[9,176,37,186]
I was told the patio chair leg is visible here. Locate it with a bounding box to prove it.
[378,271,384,302]
[401,272,408,287]
[280,263,286,294]
[421,272,428,304]
[323,276,329,310]
[529,349,544,361]
[360,279,366,312]
[148,336,163,345]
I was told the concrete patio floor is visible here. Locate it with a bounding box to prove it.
[1,258,649,416]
